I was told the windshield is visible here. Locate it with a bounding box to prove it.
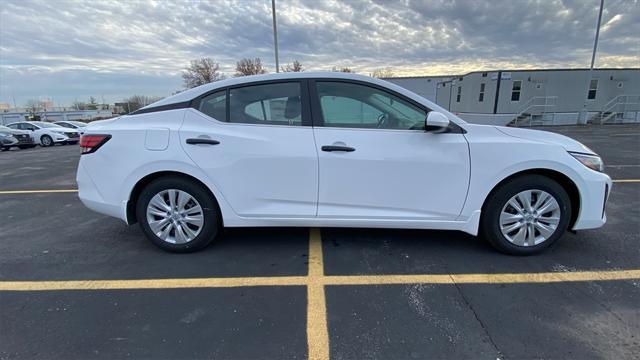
[68,121,87,127]
[30,121,63,128]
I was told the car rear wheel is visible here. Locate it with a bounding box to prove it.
[40,135,53,147]
[136,176,220,252]
[481,175,571,255]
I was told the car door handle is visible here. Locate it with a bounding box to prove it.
[321,145,355,152]
[186,138,220,145]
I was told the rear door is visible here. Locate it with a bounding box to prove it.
[180,80,319,218]
[310,79,470,221]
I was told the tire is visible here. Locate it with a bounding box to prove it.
[40,135,53,147]
[481,175,571,255]
[136,176,220,252]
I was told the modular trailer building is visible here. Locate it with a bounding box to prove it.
[385,68,640,126]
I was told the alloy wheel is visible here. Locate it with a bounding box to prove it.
[145,189,204,244]
[499,189,561,247]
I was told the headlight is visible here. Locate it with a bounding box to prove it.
[569,152,604,172]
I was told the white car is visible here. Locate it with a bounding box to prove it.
[7,121,80,146]
[54,120,88,134]
[77,72,611,254]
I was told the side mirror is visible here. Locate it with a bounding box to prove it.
[425,111,450,132]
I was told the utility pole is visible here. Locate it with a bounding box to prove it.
[271,0,280,73]
[579,0,604,124]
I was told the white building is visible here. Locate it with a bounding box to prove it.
[386,68,640,126]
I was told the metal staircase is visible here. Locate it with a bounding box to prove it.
[589,94,640,124]
[509,96,558,127]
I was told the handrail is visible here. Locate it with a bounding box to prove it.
[511,96,558,127]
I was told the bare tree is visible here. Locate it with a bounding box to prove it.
[281,60,303,72]
[87,96,98,110]
[24,99,39,113]
[331,66,354,73]
[122,95,163,113]
[72,100,87,110]
[182,58,226,89]
[371,68,395,78]
[235,58,267,76]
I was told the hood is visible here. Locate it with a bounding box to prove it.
[494,126,596,154]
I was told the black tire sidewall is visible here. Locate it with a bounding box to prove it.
[482,175,572,255]
[136,176,219,253]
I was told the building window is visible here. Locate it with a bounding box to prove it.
[456,86,462,102]
[478,83,485,102]
[482,72,488,77]
[588,79,598,100]
[511,80,522,101]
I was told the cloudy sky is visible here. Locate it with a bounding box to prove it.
[0,0,638,106]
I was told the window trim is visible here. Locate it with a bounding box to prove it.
[587,79,598,100]
[308,78,433,128]
[511,80,522,102]
[191,79,312,127]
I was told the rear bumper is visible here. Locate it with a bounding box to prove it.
[572,171,612,230]
[76,162,128,222]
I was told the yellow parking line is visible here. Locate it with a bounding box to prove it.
[612,179,640,183]
[0,276,308,291]
[307,228,330,360]
[3,269,638,292]
[321,269,640,285]
[0,189,78,194]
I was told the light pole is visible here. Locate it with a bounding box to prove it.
[272,0,280,73]
[579,0,604,124]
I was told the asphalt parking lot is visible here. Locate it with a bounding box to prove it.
[1,124,639,359]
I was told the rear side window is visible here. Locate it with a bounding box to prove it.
[229,82,301,126]
[198,90,227,121]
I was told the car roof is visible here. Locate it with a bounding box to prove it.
[146,72,397,109]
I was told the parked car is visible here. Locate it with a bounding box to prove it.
[77,72,611,254]
[54,120,88,134]
[0,125,37,149]
[0,133,18,151]
[6,121,80,146]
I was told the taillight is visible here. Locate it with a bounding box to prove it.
[80,134,111,154]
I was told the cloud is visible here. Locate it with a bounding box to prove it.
[0,0,638,105]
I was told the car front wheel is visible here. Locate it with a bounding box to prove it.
[40,135,53,147]
[481,175,571,255]
[136,176,220,252]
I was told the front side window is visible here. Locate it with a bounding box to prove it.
[588,79,598,100]
[316,81,427,130]
[198,90,227,121]
[511,80,522,101]
[229,82,301,126]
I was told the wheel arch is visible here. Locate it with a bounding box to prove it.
[481,168,580,230]
[126,171,224,227]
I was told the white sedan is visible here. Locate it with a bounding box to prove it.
[54,120,88,134]
[77,72,611,254]
[7,121,80,146]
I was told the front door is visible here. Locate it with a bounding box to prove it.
[311,80,470,220]
[181,81,318,218]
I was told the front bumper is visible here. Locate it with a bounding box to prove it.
[572,171,612,230]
